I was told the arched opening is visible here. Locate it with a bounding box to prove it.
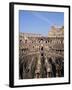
[25,40,27,43]
[41,46,43,50]
[33,46,34,48]
[46,41,47,43]
[41,39,43,41]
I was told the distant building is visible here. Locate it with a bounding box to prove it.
[48,26,64,37]
[20,32,43,38]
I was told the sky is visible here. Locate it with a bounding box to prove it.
[19,10,64,36]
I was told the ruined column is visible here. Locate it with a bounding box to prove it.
[27,57,34,79]
[35,55,41,78]
[23,62,26,79]
[56,60,62,77]
[45,57,52,78]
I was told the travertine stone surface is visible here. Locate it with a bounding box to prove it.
[19,26,64,79]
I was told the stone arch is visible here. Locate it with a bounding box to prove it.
[46,41,47,43]
[41,46,43,51]
[25,39,27,43]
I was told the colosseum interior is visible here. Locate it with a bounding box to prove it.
[19,26,64,79]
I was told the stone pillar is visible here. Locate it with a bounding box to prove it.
[47,64,52,77]
[52,57,56,77]
[56,60,62,77]
[23,62,26,79]
[27,57,34,79]
[35,55,41,78]
[45,57,52,78]
[19,62,24,79]
[35,70,40,78]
